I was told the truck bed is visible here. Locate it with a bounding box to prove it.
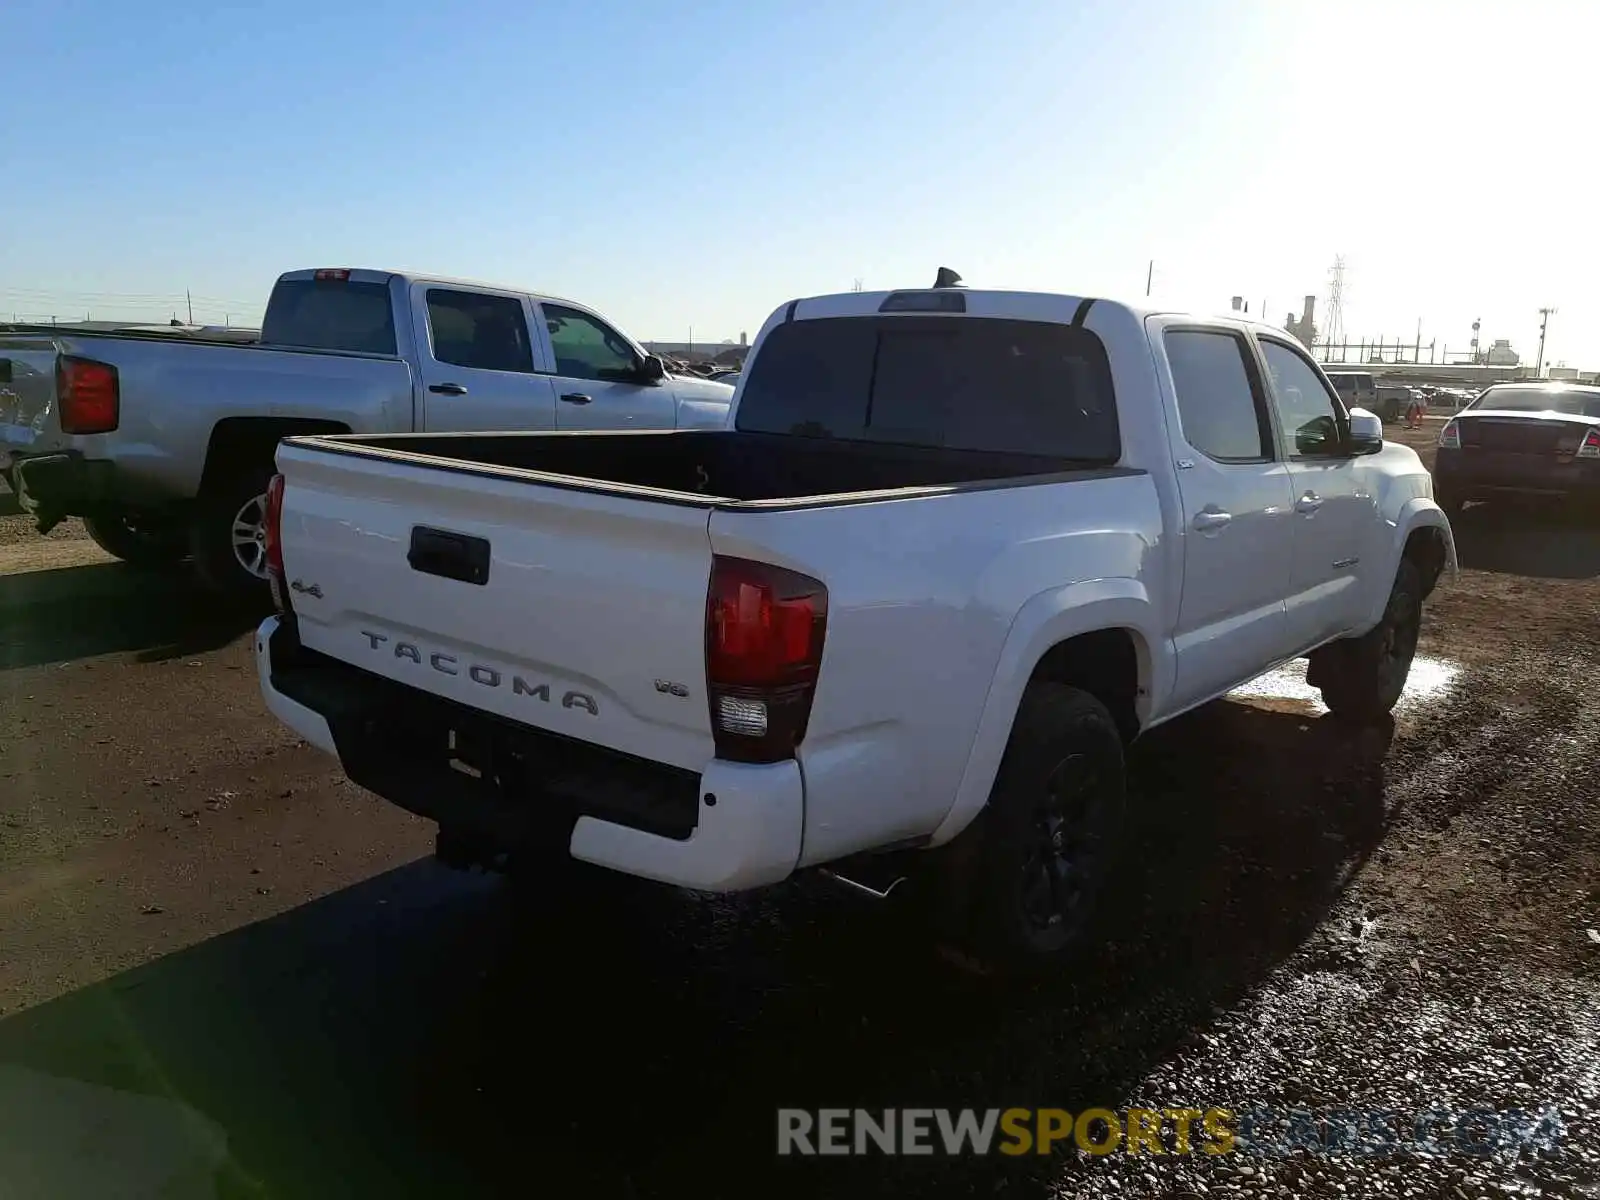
[300,429,1115,506]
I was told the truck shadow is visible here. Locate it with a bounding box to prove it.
[0,563,260,670]
[1450,501,1600,579]
[0,696,1398,1197]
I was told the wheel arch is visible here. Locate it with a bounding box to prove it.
[197,416,352,497]
[927,579,1162,847]
[1363,499,1456,626]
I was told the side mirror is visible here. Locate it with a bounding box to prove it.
[1294,414,1342,457]
[1345,407,1384,455]
[638,354,666,383]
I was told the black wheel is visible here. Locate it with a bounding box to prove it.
[189,468,274,597]
[1317,560,1423,722]
[83,513,189,568]
[942,684,1127,974]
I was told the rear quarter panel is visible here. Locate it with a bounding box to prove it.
[112,341,415,499]
[24,339,414,502]
[711,473,1164,866]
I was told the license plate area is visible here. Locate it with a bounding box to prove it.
[271,640,702,842]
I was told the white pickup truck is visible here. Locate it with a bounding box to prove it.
[254,277,1455,971]
[0,268,732,593]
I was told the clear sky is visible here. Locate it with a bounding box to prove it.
[5,0,1596,366]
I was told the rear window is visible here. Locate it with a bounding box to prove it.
[260,278,397,355]
[1470,387,1600,418]
[735,316,1119,460]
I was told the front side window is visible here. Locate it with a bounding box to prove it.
[1259,339,1344,457]
[543,304,639,382]
[426,290,534,373]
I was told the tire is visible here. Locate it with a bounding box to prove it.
[189,467,274,598]
[83,513,189,568]
[1317,560,1423,722]
[941,683,1127,975]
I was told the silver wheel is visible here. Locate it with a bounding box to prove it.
[230,492,269,580]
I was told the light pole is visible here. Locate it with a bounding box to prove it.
[1536,307,1556,376]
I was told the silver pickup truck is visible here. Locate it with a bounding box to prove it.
[0,268,734,593]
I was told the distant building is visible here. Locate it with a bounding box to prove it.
[1485,339,1519,366]
[1285,296,1317,348]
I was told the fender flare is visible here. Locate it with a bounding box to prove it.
[927,578,1163,847]
[1363,498,1458,627]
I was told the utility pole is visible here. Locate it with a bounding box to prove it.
[186,290,194,325]
[1536,307,1556,376]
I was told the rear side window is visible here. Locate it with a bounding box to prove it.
[1164,330,1270,461]
[735,317,1119,460]
[260,279,397,355]
[426,290,534,373]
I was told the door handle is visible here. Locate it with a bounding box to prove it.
[559,392,592,405]
[1296,492,1324,513]
[1192,509,1232,532]
[428,382,468,396]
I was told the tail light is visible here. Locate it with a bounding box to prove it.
[1437,420,1461,449]
[313,268,351,282]
[705,556,828,764]
[56,357,119,434]
[263,474,288,612]
[1580,429,1600,460]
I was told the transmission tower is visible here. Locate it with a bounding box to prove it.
[1325,255,1347,348]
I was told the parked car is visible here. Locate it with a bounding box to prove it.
[1433,383,1600,516]
[1374,384,1416,424]
[254,278,1454,972]
[0,268,734,593]
[1325,370,1380,420]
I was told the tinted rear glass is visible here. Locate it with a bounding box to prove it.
[736,316,1119,460]
[1471,387,1600,418]
[260,279,397,355]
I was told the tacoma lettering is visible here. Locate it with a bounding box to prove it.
[357,630,597,715]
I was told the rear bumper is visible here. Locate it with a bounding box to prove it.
[8,452,116,519]
[1434,449,1600,502]
[253,615,803,892]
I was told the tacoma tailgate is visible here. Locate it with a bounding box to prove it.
[273,439,718,771]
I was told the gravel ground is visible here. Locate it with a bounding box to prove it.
[0,429,1597,1198]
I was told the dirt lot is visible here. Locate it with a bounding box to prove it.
[0,429,1597,1199]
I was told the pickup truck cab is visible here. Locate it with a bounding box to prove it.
[0,268,732,593]
[254,277,1454,971]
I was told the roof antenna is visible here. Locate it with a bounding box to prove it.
[932,267,964,289]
